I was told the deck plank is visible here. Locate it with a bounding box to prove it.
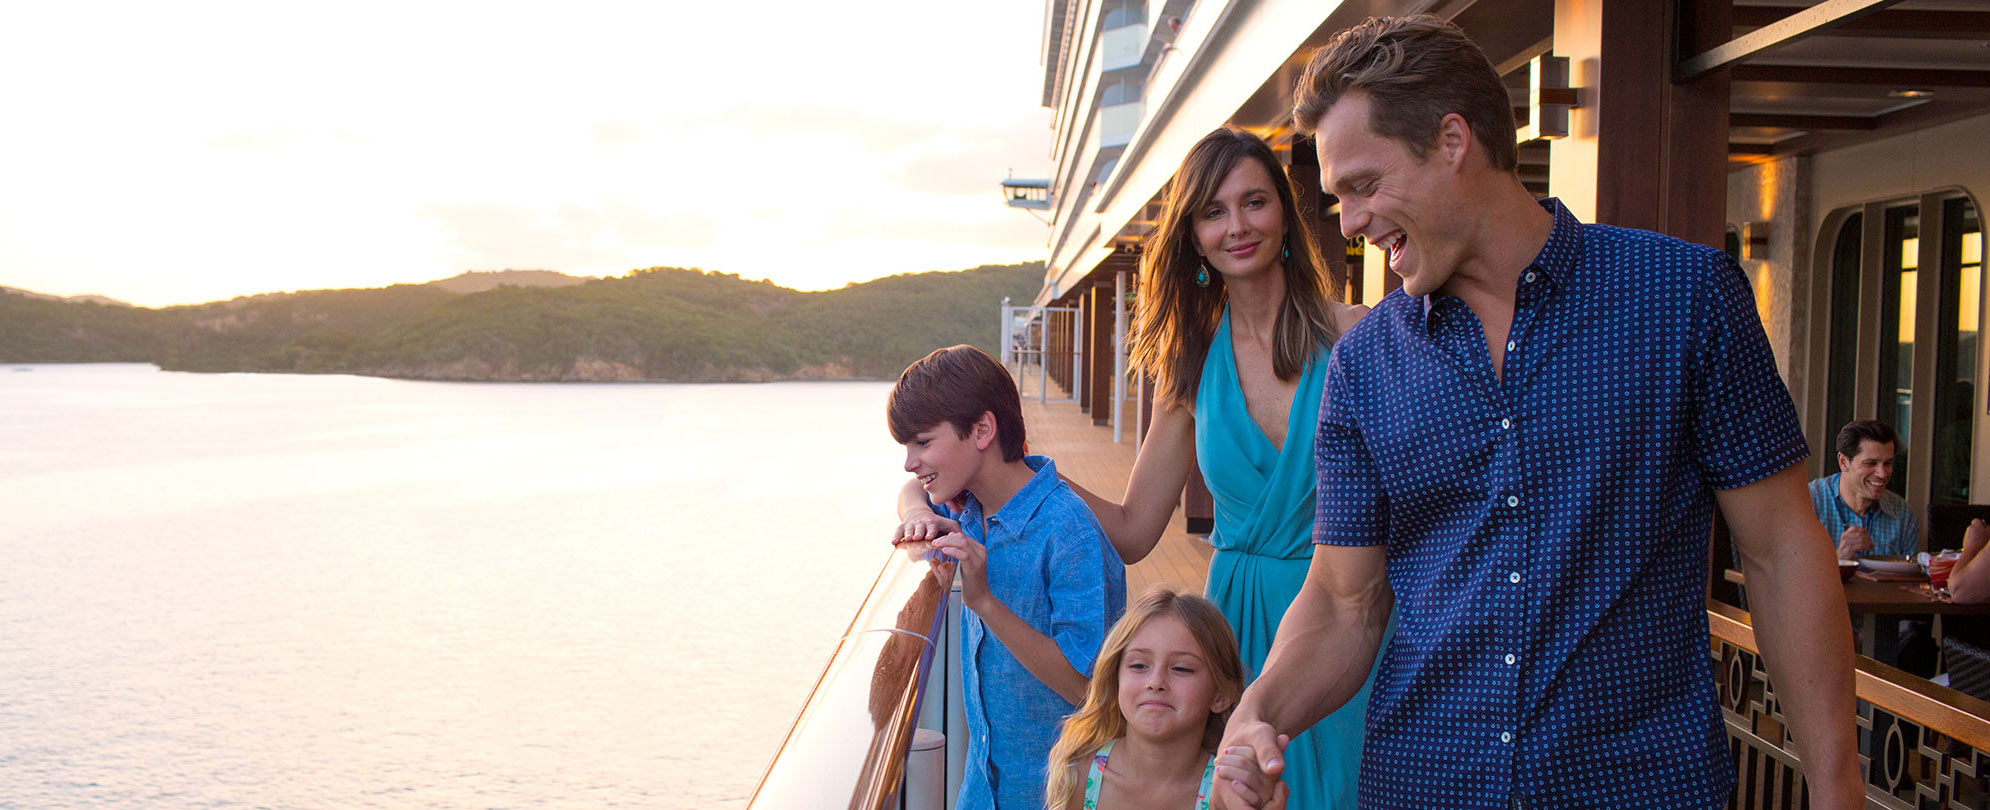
[1020,396,1211,602]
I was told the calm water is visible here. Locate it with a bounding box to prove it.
[0,364,906,809]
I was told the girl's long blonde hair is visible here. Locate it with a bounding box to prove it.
[1044,589,1246,809]
[1132,127,1344,409]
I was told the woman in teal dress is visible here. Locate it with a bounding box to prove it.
[1066,128,1377,808]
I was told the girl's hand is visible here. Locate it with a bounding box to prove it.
[1212,735,1289,810]
[931,532,989,605]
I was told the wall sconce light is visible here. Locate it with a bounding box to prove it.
[1517,54,1577,142]
[1742,222,1770,261]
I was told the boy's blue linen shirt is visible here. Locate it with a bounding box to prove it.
[931,454,1127,810]
[1313,199,1809,809]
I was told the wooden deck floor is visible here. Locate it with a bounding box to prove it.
[1021,395,1212,599]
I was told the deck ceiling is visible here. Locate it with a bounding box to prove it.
[1724,0,1990,162]
[1078,0,1990,285]
[1258,0,1990,167]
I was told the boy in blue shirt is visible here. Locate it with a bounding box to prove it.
[888,344,1126,810]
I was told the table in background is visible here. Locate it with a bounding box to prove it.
[1722,568,1990,658]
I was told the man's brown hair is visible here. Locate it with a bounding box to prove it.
[887,345,1026,462]
[1835,419,1898,460]
[1293,15,1518,173]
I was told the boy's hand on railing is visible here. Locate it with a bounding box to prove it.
[893,511,962,546]
[929,532,989,607]
[1212,735,1289,810]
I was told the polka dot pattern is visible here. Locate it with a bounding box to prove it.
[1311,199,1808,809]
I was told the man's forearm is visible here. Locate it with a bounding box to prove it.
[1739,542,1862,808]
[1234,570,1389,734]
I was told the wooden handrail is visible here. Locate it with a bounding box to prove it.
[749,553,954,810]
[1707,599,1990,749]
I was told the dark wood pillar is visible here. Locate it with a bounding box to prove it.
[1050,309,1067,394]
[1286,136,1348,300]
[1137,372,1155,447]
[1058,308,1072,395]
[1077,292,1093,412]
[1185,452,1214,536]
[1558,0,1731,248]
[1088,282,1112,426]
[1061,308,1074,396]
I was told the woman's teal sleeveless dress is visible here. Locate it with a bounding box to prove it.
[1194,309,1381,809]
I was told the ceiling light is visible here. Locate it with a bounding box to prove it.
[1890,89,1935,99]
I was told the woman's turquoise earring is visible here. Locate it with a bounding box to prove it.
[1282,239,1291,261]
[1195,262,1211,288]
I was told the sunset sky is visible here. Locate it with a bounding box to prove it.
[0,2,1053,308]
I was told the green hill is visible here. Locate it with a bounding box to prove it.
[0,263,1044,382]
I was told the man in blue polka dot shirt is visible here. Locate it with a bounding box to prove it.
[1211,16,1861,810]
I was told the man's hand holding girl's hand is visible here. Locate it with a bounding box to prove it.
[1213,717,1289,810]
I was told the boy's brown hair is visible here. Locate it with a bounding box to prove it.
[1292,14,1518,173]
[887,345,1026,462]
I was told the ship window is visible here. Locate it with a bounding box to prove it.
[1102,0,1145,30]
[1816,191,1985,515]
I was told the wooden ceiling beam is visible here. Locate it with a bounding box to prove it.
[1733,6,1990,40]
[1732,65,1990,88]
[1729,112,1878,130]
[1678,0,1908,81]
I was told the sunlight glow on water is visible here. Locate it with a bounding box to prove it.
[0,365,906,809]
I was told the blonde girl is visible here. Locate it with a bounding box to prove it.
[1047,589,1285,810]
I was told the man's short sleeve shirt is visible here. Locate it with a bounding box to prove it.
[1314,198,1809,809]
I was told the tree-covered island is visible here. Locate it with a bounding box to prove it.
[0,263,1042,382]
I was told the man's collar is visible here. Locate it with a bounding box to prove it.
[1419,197,1580,332]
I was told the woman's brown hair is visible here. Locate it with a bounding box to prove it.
[1132,127,1342,409]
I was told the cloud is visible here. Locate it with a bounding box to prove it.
[591,119,643,151]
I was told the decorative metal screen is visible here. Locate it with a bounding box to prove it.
[1712,638,1989,809]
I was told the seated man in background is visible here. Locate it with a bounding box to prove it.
[1809,420,1920,559]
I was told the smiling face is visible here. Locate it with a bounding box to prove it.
[1191,157,1287,283]
[1116,614,1230,741]
[1315,91,1463,298]
[1837,438,1896,503]
[901,414,991,506]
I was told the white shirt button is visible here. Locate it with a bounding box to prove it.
[1524,271,1537,283]
[1506,495,1520,507]
[1500,731,1513,744]
[1501,418,1512,430]
[1505,653,1517,665]
[1509,571,1522,583]
[1505,339,1517,352]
